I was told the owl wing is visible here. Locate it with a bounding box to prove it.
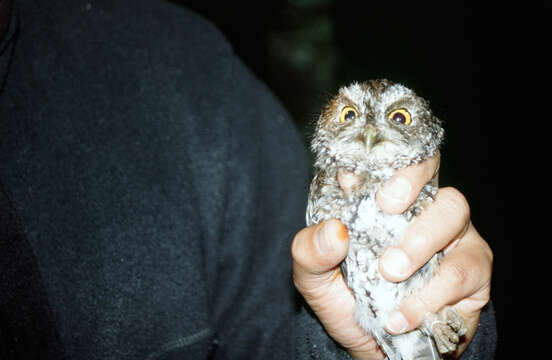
[306,170,345,226]
[306,172,325,226]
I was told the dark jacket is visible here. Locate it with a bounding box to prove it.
[0,0,496,358]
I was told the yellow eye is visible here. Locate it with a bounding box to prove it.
[388,108,412,125]
[339,106,358,123]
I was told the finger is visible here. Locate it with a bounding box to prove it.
[376,153,440,214]
[379,187,471,282]
[292,221,385,358]
[384,223,493,335]
[337,168,361,194]
[291,219,349,289]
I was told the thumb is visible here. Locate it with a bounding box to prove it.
[292,220,385,359]
[291,219,349,291]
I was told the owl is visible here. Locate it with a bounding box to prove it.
[306,80,466,360]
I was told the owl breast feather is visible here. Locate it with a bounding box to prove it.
[340,190,413,325]
[346,191,410,248]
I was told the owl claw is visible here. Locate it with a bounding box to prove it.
[423,306,467,354]
[443,306,467,336]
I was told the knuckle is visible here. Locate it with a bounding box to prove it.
[291,230,313,275]
[444,260,469,289]
[402,291,432,324]
[291,226,311,264]
[468,226,494,273]
[478,237,494,269]
[476,240,494,288]
[482,238,494,265]
[441,187,471,223]
[290,232,302,260]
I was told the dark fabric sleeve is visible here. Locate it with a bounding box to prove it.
[459,302,497,360]
[0,184,65,360]
[0,0,329,358]
[0,1,496,359]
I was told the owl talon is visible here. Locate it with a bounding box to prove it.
[442,306,467,336]
[423,306,466,354]
[432,320,458,353]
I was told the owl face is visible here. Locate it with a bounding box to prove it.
[312,80,443,178]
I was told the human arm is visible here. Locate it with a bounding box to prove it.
[292,155,496,359]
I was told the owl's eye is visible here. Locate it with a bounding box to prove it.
[388,108,412,125]
[339,106,358,123]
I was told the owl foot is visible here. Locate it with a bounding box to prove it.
[422,306,467,354]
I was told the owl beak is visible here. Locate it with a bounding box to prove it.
[363,124,379,151]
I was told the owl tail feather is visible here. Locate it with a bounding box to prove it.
[372,329,441,360]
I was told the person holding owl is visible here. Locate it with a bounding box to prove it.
[0,0,495,359]
[292,154,494,359]
[293,80,495,359]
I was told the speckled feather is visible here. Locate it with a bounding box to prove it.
[306,80,461,360]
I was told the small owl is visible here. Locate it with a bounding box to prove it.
[306,80,466,360]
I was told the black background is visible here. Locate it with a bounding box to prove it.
[174,1,534,357]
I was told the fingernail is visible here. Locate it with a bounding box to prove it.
[381,248,411,277]
[315,221,335,254]
[386,310,409,334]
[337,170,360,193]
[379,176,411,204]
[336,221,349,242]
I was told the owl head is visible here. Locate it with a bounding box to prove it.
[312,79,444,180]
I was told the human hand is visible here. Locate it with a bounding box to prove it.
[291,154,493,359]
